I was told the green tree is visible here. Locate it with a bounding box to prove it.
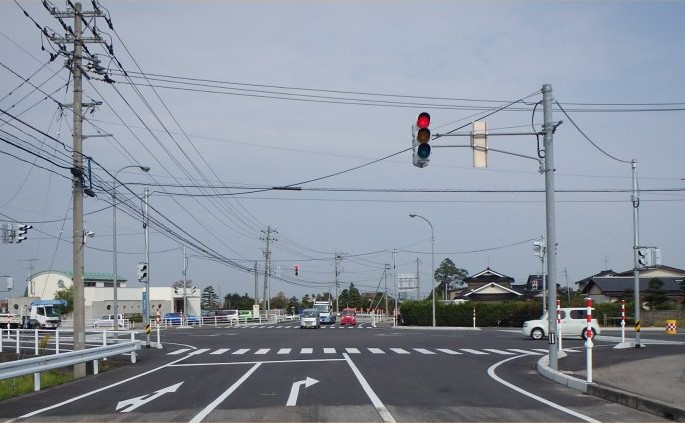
[54,286,74,314]
[338,283,363,309]
[301,294,312,308]
[201,286,220,310]
[433,258,468,300]
[270,291,289,309]
[223,293,255,310]
[645,277,669,310]
[287,296,300,314]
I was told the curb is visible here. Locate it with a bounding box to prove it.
[537,356,685,422]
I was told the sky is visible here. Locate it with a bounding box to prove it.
[1,0,684,305]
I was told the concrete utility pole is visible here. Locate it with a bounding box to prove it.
[144,187,150,347]
[70,3,86,379]
[253,261,258,306]
[261,227,276,313]
[542,84,559,370]
[631,160,643,347]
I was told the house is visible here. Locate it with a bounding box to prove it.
[452,268,522,302]
[578,265,685,306]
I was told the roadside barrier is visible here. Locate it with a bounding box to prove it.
[665,320,677,335]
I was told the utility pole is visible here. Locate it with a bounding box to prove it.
[542,84,559,370]
[384,264,389,316]
[19,259,38,296]
[261,226,276,313]
[70,3,86,379]
[631,159,643,348]
[416,257,420,300]
[253,261,258,306]
[334,253,342,313]
[182,246,188,322]
[143,187,150,347]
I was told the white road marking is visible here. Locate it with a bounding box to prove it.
[368,348,385,354]
[343,353,396,423]
[210,348,229,355]
[461,348,488,355]
[254,348,270,355]
[232,348,250,355]
[167,348,191,355]
[189,363,261,423]
[389,348,410,354]
[323,348,337,354]
[345,347,361,354]
[508,348,542,355]
[487,355,600,423]
[483,348,515,355]
[286,377,319,407]
[413,348,435,354]
[277,348,291,354]
[436,348,462,355]
[300,348,313,354]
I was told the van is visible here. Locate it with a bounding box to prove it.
[522,307,601,340]
[300,308,320,329]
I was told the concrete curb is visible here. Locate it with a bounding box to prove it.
[536,356,685,422]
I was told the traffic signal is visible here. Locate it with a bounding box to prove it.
[637,249,650,268]
[137,262,148,281]
[294,264,300,276]
[15,224,33,243]
[412,112,431,168]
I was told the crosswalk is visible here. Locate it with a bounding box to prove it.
[167,346,578,357]
[233,325,371,329]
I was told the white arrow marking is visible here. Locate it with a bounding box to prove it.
[286,377,319,406]
[116,381,184,413]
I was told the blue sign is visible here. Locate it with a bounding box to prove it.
[142,291,148,317]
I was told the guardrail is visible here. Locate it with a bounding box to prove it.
[0,340,140,391]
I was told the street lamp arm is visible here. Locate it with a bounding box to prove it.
[409,213,436,328]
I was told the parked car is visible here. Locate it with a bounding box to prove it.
[522,308,601,340]
[92,314,126,329]
[203,309,238,323]
[163,312,200,325]
[300,308,320,329]
[339,308,357,326]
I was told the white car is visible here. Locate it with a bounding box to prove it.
[93,314,126,329]
[522,307,601,340]
[300,308,320,329]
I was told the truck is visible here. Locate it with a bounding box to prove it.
[0,313,22,329]
[20,299,67,329]
[313,300,336,325]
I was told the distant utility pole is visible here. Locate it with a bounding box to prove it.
[334,253,342,313]
[261,226,277,313]
[19,258,38,296]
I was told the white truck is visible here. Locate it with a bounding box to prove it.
[313,300,336,324]
[0,313,22,329]
[20,299,67,329]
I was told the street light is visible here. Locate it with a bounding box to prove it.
[409,213,435,327]
[113,165,150,329]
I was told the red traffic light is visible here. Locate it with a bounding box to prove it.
[416,112,430,129]
[294,264,300,276]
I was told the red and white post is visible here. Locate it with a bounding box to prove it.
[585,297,594,383]
[472,306,476,328]
[620,299,626,344]
[556,299,563,352]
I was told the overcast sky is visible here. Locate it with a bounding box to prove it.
[1,0,684,304]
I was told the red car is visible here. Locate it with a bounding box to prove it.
[339,308,357,326]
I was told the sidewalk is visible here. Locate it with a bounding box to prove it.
[538,332,685,421]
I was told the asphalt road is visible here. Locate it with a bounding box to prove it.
[0,322,673,422]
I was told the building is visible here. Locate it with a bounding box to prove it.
[578,265,684,307]
[451,268,522,302]
[8,270,200,321]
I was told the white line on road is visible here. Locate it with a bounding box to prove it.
[211,348,230,355]
[189,362,261,423]
[413,348,435,355]
[343,353,396,423]
[487,355,600,423]
[435,348,462,355]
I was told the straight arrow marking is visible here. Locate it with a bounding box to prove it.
[286,377,319,406]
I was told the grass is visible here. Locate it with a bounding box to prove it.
[0,370,73,400]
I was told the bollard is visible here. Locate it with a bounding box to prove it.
[665,320,677,335]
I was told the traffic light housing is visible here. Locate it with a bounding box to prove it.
[15,224,33,243]
[294,264,300,276]
[637,248,651,268]
[6,277,13,290]
[137,262,148,281]
[412,112,431,168]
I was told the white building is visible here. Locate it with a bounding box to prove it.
[8,270,200,321]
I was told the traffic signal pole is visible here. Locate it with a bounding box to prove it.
[542,84,559,370]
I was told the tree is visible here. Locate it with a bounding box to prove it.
[645,277,669,310]
[223,293,255,310]
[270,291,289,309]
[338,283,363,309]
[301,294,312,308]
[54,286,74,314]
[201,286,220,310]
[433,258,468,300]
[287,296,300,314]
